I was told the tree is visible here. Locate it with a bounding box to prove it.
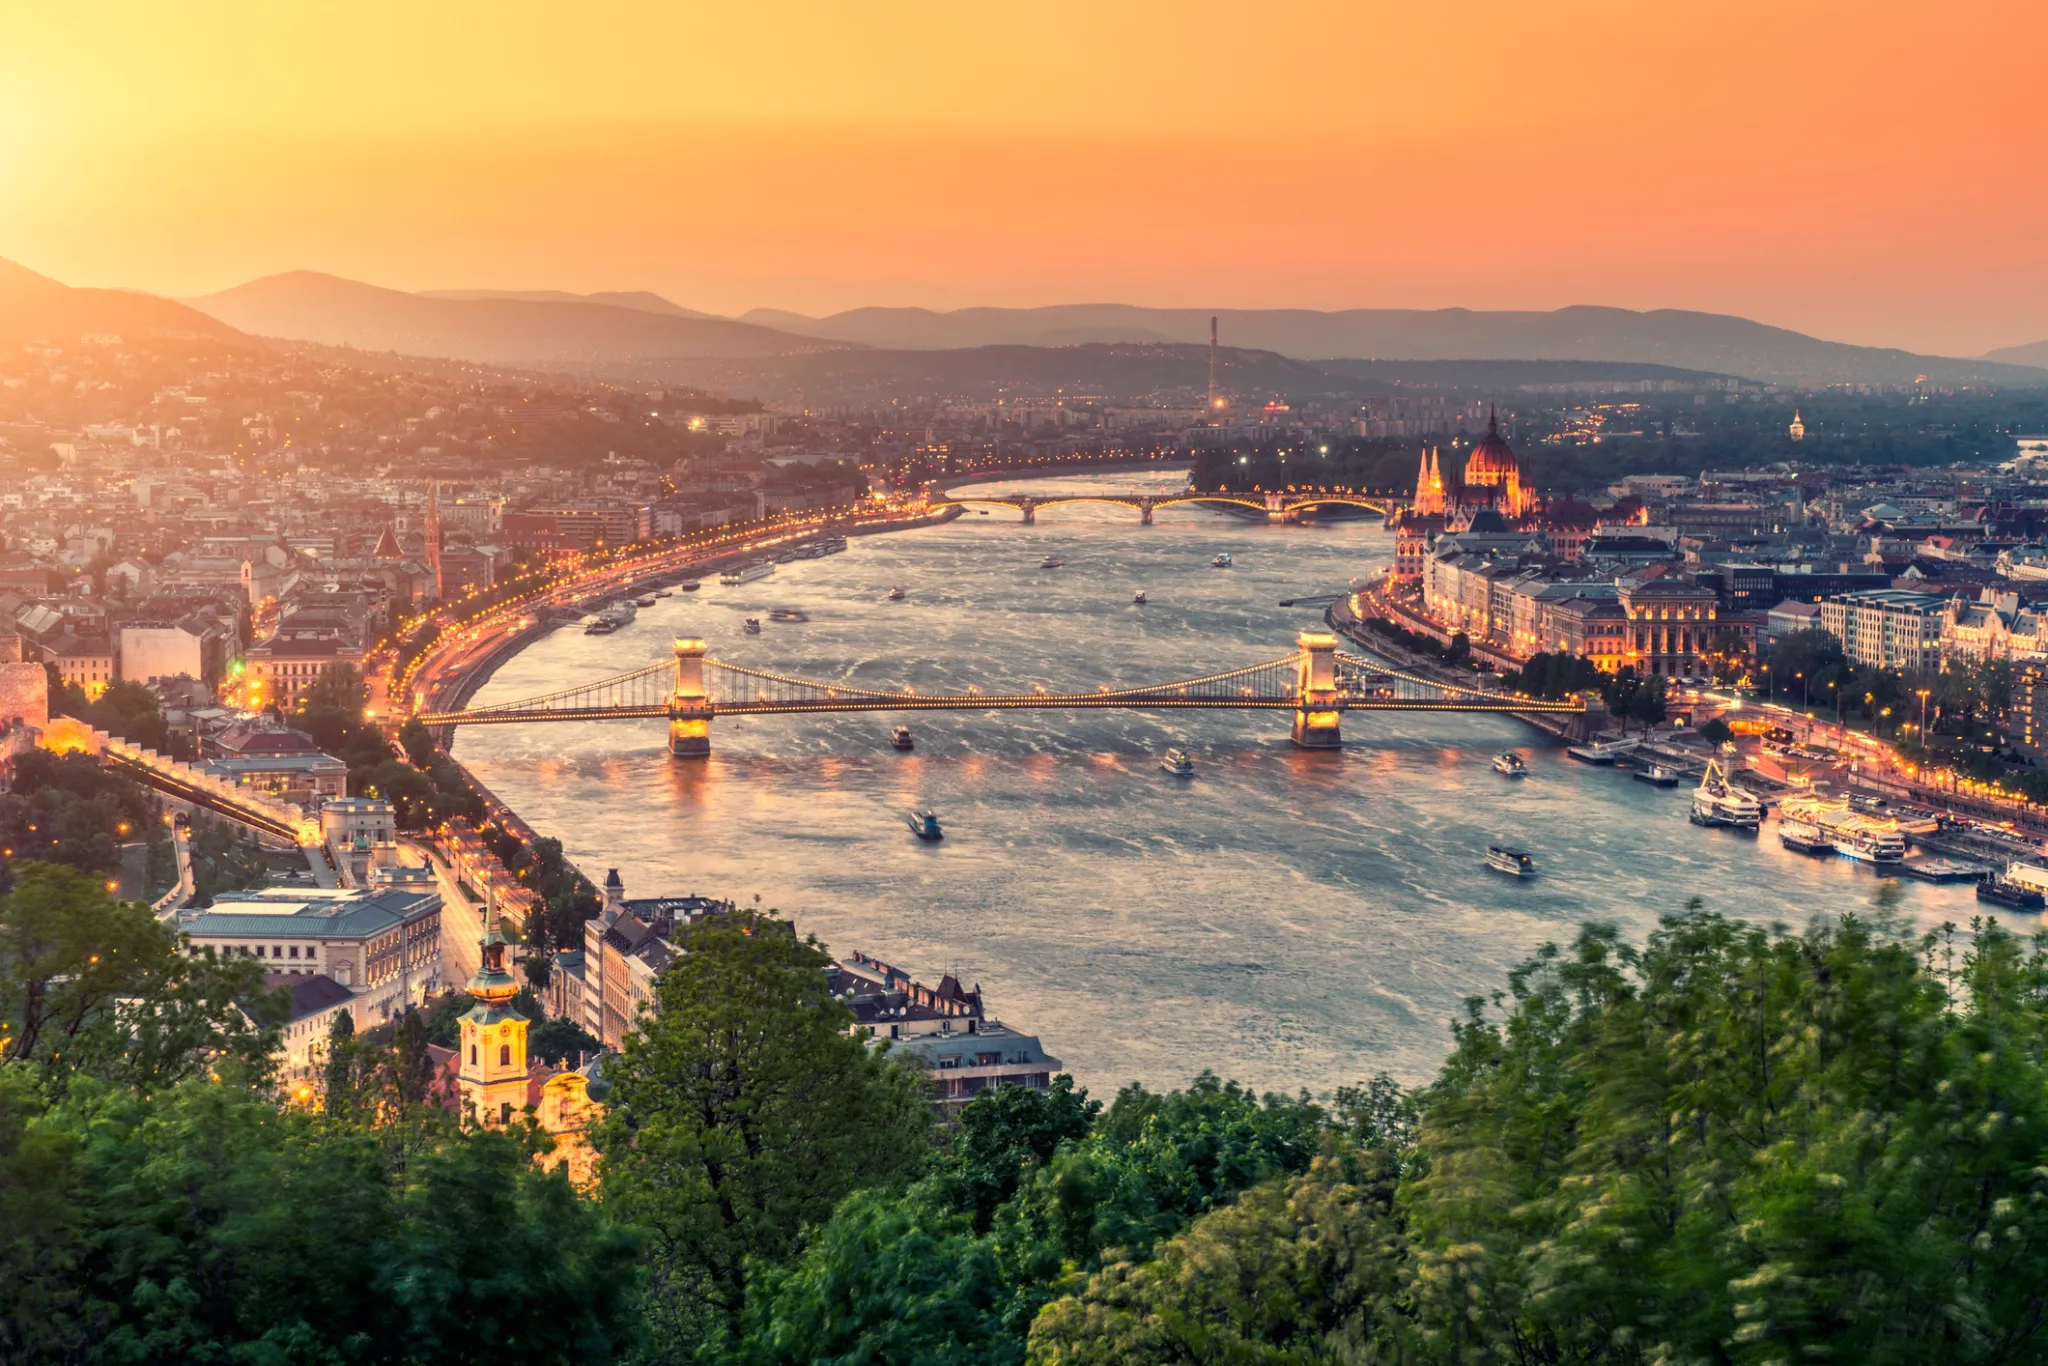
[399,716,441,768]
[0,862,282,1089]
[299,661,367,714]
[594,915,932,1357]
[946,1073,1100,1230]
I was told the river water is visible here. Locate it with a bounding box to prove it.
[456,470,1998,1094]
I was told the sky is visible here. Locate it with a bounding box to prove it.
[1,1,2043,356]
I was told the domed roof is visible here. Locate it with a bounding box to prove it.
[1463,407,1520,484]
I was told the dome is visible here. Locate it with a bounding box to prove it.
[1462,408,1520,486]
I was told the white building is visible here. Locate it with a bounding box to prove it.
[1817,589,1948,673]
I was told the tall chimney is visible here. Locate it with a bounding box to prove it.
[1208,315,1219,409]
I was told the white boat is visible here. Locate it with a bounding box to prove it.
[1491,751,1527,777]
[887,586,906,600]
[719,561,776,586]
[1211,553,1233,568]
[890,726,914,752]
[679,579,701,592]
[1040,555,1064,569]
[1133,590,1147,605]
[1485,846,1534,877]
[1691,759,1763,829]
[1780,796,1905,863]
[1632,764,1681,788]
[1566,741,1625,765]
[1160,747,1195,777]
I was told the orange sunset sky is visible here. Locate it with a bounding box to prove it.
[2,1,2043,355]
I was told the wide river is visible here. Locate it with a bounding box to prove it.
[458,470,1997,1094]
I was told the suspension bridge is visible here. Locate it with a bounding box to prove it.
[414,633,1583,756]
[937,489,1397,524]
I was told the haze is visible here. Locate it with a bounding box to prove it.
[3,1,2043,356]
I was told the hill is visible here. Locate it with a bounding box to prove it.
[0,258,238,344]
[185,272,840,365]
[419,287,713,319]
[1985,338,2048,369]
[741,302,2048,388]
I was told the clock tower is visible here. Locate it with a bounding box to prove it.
[457,892,529,1126]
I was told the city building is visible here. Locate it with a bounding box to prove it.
[198,750,348,807]
[272,972,356,1080]
[1616,577,1720,677]
[243,622,365,709]
[181,885,442,1028]
[567,869,739,1049]
[1817,588,1949,673]
[829,950,1064,1108]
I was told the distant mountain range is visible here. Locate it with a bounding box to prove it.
[740,303,2048,388]
[0,258,236,343]
[184,271,837,365]
[1986,339,2048,370]
[5,257,2042,391]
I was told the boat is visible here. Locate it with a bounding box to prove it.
[742,617,761,634]
[906,809,944,841]
[1778,814,1833,855]
[890,726,914,751]
[1133,590,1147,605]
[1160,747,1195,777]
[1040,555,1064,569]
[1632,764,1681,788]
[679,579,701,592]
[1566,741,1624,765]
[1211,553,1233,568]
[887,586,906,601]
[583,618,619,636]
[654,589,673,598]
[634,595,657,608]
[1978,877,2047,910]
[719,561,776,586]
[583,603,634,635]
[1491,751,1527,777]
[1691,760,1763,829]
[1778,795,1905,863]
[768,608,809,622]
[1485,846,1535,877]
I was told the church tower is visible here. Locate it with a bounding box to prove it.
[457,890,530,1127]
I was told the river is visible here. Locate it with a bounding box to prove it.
[455,470,2000,1094]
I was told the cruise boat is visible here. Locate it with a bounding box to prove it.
[1778,813,1833,855]
[1691,760,1763,829]
[742,617,762,634]
[583,603,634,635]
[1778,795,1905,863]
[1565,740,1625,765]
[887,586,906,600]
[1040,555,1064,569]
[1632,764,1681,788]
[1133,590,1147,605]
[679,579,701,592]
[719,561,776,586]
[1485,846,1535,877]
[1211,553,1233,568]
[906,809,945,841]
[1160,747,1195,777]
[1977,876,2046,910]
[890,726,914,752]
[1491,751,1527,777]
[634,595,657,608]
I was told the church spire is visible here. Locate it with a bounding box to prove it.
[458,884,530,1126]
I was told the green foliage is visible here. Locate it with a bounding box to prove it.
[0,750,162,877]
[1697,715,1734,746]
[0,1073,642,1364]
[1506,649,1606,701]
[47,676,176,755]
[945,1072,1101,1230]
[532,1014,602,1067]
[594,915,932,1357]
[0,862,281,1089]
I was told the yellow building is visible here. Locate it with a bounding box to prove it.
[457,897,530,1127]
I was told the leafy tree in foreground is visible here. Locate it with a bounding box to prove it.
[594,915,931,1359]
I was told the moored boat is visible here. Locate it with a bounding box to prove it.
[679,579,701,591]
[1778,814,1832,855]
[720,561,775,586]
[1566,741,1624,765]
[1778,795,1905,863]
[1691,759,1763,829]
[1978,877,2047,910]
[1485,846,1535,877]
[1491,751,1527,777]
[1632,764,1681,787]
[906,809,944,841]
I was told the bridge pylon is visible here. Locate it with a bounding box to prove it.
[1291,631,1343,749]
[1138,496,1155,526]
[1019,497,1036,524]
[1265,491,1297,524]
[668,638,713,758]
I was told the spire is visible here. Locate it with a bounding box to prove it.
[466,883,520,1007]
[1412,449,1431,512]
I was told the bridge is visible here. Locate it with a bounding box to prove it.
[937,489,1397,525]
[416,632,1583,756]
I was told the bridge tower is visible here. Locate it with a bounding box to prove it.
[1138,496,1155,526]
[668,638,712,758]
[1019,497,1036,524]
[1291,631,1343,749]
[1265,491,1297,524]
